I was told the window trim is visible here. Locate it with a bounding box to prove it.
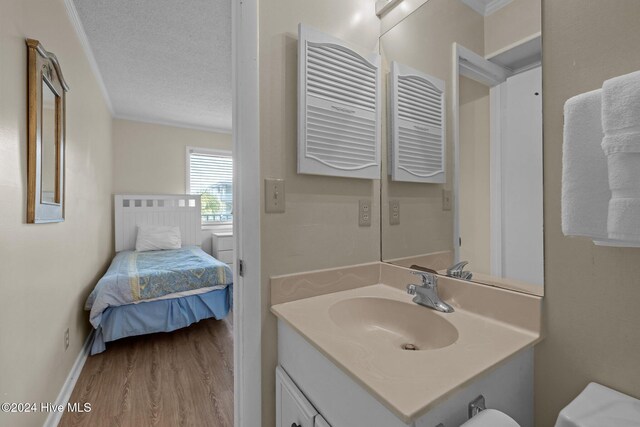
[186,146,233,226]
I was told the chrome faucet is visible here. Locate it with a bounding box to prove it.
[447,261,473,281]
[406,271,454,313]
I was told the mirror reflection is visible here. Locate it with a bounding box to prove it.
[380,0,543,295]
[41,78,58,205]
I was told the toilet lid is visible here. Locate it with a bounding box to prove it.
[555,383,640,427]
[460,409,520,427]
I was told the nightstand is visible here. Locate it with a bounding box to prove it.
[212,231,234,272]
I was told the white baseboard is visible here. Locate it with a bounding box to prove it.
[43,331,94,427]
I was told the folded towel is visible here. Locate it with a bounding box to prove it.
[607,198,640,241]
[602,70,640,134]
[602,132,640,155]
[561,89,609,239]
[602,70,640,244]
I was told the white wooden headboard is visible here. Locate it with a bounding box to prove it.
[114,194,202,252]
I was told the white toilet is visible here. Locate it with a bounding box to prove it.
[460,382,640,427]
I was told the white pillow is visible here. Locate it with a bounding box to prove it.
[135,225,182,252]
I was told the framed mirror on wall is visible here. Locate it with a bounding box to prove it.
[26,38,69,223]
[379,0,543,296]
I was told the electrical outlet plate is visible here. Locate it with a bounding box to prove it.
[442,189,452,211]
[265,179,285,213]
[389,199,400,225]
[359,199,371,227]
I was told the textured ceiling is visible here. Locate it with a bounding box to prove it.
[73,0,231,131]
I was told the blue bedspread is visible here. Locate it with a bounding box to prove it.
[90,286,232,355]
[86,246,232,328]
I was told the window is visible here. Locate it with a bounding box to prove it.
[187,148,233,224]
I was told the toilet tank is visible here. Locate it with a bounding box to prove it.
[555,382,640,427]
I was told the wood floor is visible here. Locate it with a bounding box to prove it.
[59,317,233,427]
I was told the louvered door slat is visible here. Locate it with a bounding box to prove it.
[389,61,446,183]
[298,24,381,179]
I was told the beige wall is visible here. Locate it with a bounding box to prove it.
[112,118,232,194]
[380,0,484,261]
[536,1,640,425]
[458,76,491,274]
[484,0,541,57]
[0,1,113,426]
[259,0,381,424]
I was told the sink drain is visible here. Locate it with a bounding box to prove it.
[401,343,419,351]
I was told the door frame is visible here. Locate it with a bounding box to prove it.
[232,0,262,426]
[452,43,510,273]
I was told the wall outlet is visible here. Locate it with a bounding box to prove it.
[64,328,69,351]
[265,179,285,213]
[389,200,400,225]
[359,199,371,227]
[442,189,452,211]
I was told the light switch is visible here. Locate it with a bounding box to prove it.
[265,179,285,213]
[359,199,371,227]
[442,189,452,211]
[389,200,400,225]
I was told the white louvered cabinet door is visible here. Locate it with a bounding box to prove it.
[298,24,381,180]
[389,61,446,183]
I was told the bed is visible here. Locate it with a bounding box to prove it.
[85,195,233,355]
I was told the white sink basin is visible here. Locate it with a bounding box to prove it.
[328,296,458,351]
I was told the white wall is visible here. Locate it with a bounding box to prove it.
[0,1,113,426]
[501,67,543,285]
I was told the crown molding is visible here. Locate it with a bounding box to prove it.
[63,0,114,114]
[462,0,513,16]
[114,114,232,135]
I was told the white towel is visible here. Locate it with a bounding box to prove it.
[602,70,640,135]
[561,89,609,239]
[601,70,640,243]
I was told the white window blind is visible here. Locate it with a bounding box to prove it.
[188,149,233,224]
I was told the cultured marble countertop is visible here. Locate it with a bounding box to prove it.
[271,282,541,423]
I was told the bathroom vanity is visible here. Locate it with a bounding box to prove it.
[271,263,542,427]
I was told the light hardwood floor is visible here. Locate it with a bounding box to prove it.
[59,317,233,427]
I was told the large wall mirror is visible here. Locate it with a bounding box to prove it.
[380,0,543,296]
[27,39,69,223]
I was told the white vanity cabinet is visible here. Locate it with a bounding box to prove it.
[277,320,533,427]
[276,366,329,427]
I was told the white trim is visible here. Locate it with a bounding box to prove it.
[489,84,506,277]
[232,0,262,426]
[375,0,404,17]
[63,0,114,115]
[43,331,94,427]
[114,113,232,135]
[462,0,513,16]
[452,45,461,263]
[485,32,542,62]
[458,44,510,87]
[484,0,514,15]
